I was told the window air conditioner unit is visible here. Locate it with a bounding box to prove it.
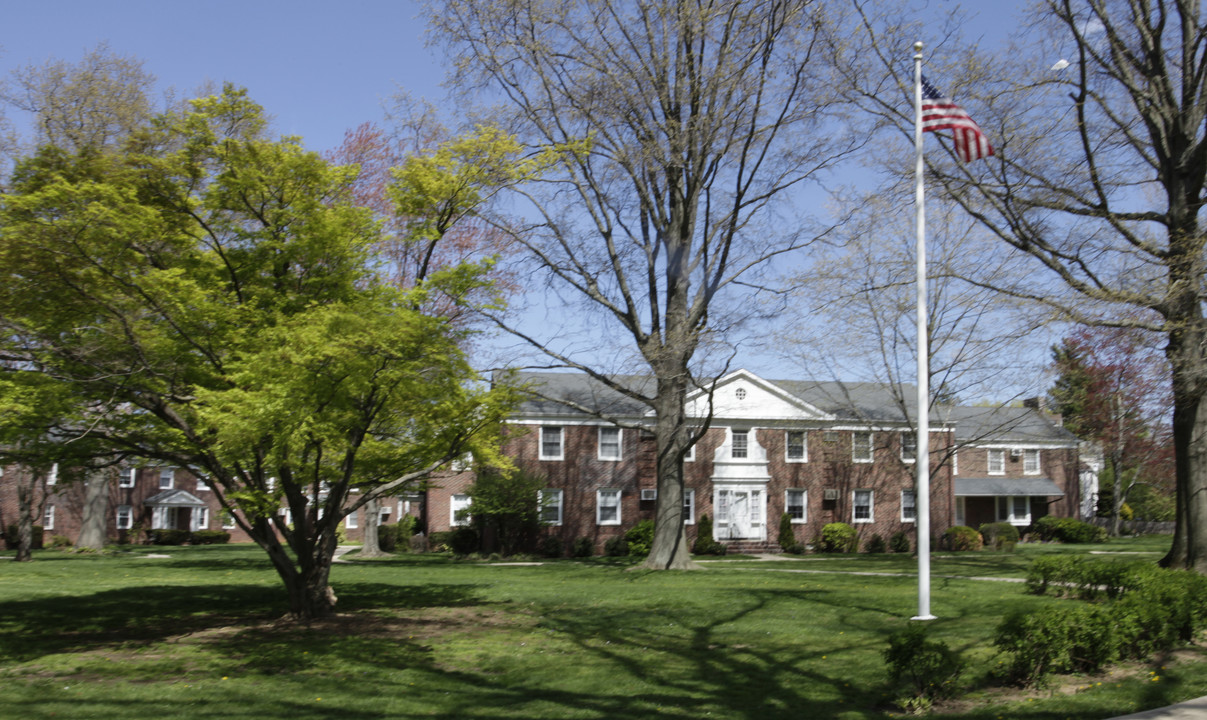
[1010,448,1022,459]
[823,488,839,501]
[641,489,657,501]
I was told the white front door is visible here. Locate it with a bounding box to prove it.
[716,487,765,540]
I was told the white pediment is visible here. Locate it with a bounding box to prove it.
[683,369,832,422]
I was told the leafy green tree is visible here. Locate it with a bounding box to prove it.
[0,87,518,618]
[466,469,547,556]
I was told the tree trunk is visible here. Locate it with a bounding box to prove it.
[1161,294,1207,571]
[14,481,34,562]
[259,523,340,621]
[76,469,110,550]
[358,497,388,558]
[642,372,701,570]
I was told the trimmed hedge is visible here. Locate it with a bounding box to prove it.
[818,522,857,553]
[1003,560,1207,686]
[191,530,231,545]
[1034,515,1108,544]
[941,525,982,551]
[979,522,1019,551]
[148,529,191,545]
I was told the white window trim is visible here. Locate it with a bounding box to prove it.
[450,494,471,527]
[118,468,136,488]
[1023,449,1041,475]
[598,426,622,461]
[221,510,237,530]
[345,509,359,529]
[194,507,210,531]
[596,488,622,526]
[951,449,959,475]
[196,476,210,492]
[998,495,1032,526]
[852,432,874,464]
[786,489,807,524]
[47,463,58,486]
[901,489,917,523]
[159,468,175,490]
[43,504,55,530]
[731,429,749,459]
[684,489,695,525]
[539,489,563,526]
[852,489,874,524]
[540,426,564,461]
[900,432,917,464]
[116,504,133,530]
[987,449,1006,475]
[684,442,695,462]
[785,430,808,463]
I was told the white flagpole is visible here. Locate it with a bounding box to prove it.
[912,40,936,621]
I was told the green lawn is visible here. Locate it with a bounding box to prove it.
[0,537,1202,719]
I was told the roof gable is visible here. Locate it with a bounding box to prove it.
[684,369,832,422]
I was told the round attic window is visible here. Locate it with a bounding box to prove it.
[735,387,747,401]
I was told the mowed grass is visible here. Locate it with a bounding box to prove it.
[0,537,1204,719]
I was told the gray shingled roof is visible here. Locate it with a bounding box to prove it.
[507,370,1076,445]
[941,405,1078,445]
[954,478,1066,496]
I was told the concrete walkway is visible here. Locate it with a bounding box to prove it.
[1111,696,1207,719]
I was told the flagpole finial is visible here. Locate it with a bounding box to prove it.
[914,41,923,54]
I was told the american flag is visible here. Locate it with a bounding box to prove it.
[921,76,994,162]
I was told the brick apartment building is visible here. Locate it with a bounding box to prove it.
[1,369,1086,553]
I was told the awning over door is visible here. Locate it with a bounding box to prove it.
[954,478,1065,497]
[143,489,207,508]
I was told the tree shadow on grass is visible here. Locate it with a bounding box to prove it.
[0,581,485,664]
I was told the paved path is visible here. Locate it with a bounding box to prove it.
[1110,696,1207,719]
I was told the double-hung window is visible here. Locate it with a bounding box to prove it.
[900,432,917,462]
[731,429,749,459]
[44,504,55,530]
[450,494,471,527]
[997,496,1031,525]
[683,489,695,525]
[193,507,210,531]
[596,489,621,525]
[47,463,58,486]
[345,509,359,529]
[539,489,563,525]
[598,427,622,460]
[987,449,1006,475]
[853,432,874,463]
[901,490,917,522]
[221,510,237,530]
[118,468,136,488]
[159,468,174,490]
[116,504,133,530]
[540,426,564,460]
[1023,449,1041,474]
[852,490,873,523]
[786,431,807,462]
[786,489,807,523]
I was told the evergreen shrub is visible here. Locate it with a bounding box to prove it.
[864,534,886,553]
[818,522,857,553]
[884,624,964,705]
[571,537,594,557]
[889,530,911,554]
[624,520,655,556]
[941,526,982,551]
[191,530,231,545]
[979,522,1019,551]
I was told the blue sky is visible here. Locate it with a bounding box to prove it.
[1,0,444,153]
[0,1,1046,390]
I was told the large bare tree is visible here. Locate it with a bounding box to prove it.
[849,0,1207,569]
[430,0,856,568]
